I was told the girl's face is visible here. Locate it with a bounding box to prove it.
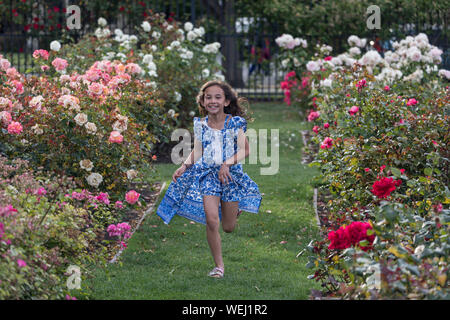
[203,85,230,115]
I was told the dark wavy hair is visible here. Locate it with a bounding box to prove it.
[196,80,250,120]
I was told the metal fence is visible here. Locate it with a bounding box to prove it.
[0,0,448,100]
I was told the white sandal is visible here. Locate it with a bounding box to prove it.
[208,267,224,278]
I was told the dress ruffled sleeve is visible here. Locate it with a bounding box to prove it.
[235,116,247,133]
[193,117,202,142]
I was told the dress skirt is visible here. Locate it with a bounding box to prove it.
[156,161,262,225]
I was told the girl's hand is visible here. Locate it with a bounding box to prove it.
[172,164,187,183]
[219,164,232,184]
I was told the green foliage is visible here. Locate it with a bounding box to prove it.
[304,62,449,299]
[0,156,110,299]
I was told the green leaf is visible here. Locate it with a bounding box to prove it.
[424,168,433,176]
[419,176,428,184]
[391,167,402,178]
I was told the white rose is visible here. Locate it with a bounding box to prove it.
[281,58,289,68]
[214,73,225,81]
[168,109,176,117]
[141,21,151,32]
[74,113,88,126]
[202,68,210,77]
[184,22,193,32]
[98,17,107,27]
[152,31,161,39]
[50,40,61,52]
[84,122,97,134]
[320,78,332,87]
[29,95,44,108]
[143,54,153,64]
[187,31,197,41]
[31,123,43,135]
[189,111,195,117]
[86,172,103,188]
[306,60,320,72]
[148,70,158,78]
[79,159,94,172]
[126,169,138,180]
[349,47,361,56]
[174,91,182,102]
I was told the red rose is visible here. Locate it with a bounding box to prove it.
[371,177,397,199]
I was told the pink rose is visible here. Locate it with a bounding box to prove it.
[320,137,333,149]
[115,201,124,209]
[307,110,320,122]
[125,63,142,75]
[125,190,140,204]
[406,98,418,106]
[323,122,330,129]
[0,111,12,125]
[384,85,390,91]
[88,82,103,96]
[17,259,27,268]
[108,131,123,143]
[312,125,320,134]
[51,57,68,71]
[7,121,23,134]
[0,58,11,71]
[12,80,24,94]
[348,105,359,116]
[32,49,49,60]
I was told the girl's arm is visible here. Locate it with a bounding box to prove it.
[182,137,203,169]
[223,128,250,167]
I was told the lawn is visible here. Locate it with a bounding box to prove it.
[85,101,322,299]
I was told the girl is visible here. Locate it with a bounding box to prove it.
[156,80,262,278]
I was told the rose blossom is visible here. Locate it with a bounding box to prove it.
[88,82,104,96]
[74,113,88,126]
[0,58,11,71]
[79,159,93,171]
[84,122,97,134]
[406,98,418,106]
[307,110,320,122]
[17,259,27,268]
[320,137,333,149]
[0,111,12,125]
[108,131,123,143]
[32,49,49,60]
[125,190,140,204]
[86,172,103,188]
[371,177,399,199]
[51,57,68,71]
[7,121,23,134]
[348,105,359,116]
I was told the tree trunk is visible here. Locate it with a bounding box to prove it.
[201,0,245,87]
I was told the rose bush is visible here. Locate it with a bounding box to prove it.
[56,12,222,132]
[276,33,450,120]
[281,33,450,298]
[0,151,141,299]
[1,51,163,199]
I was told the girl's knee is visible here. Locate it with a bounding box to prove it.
[206,216,220,231]
[222,223,235,233]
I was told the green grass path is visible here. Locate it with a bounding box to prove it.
[86,102,321,299]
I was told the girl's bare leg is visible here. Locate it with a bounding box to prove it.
[220,200,239,233]
[203,195,224,269]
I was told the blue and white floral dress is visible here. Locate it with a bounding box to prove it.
[156,114,262,225]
